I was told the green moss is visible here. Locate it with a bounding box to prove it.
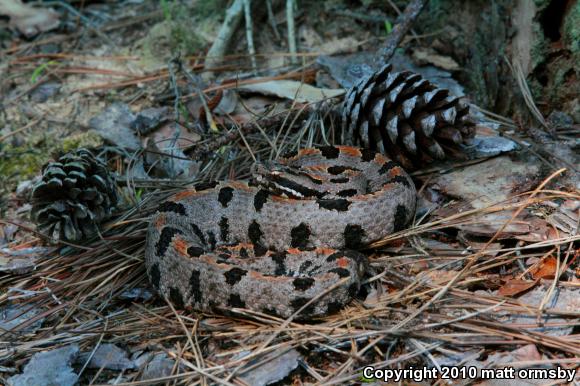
[0,129,101,193]
[133,3,217,71]
[563,1,580,59]
[0,145,50,194]
[61,131,103,153]
[530,22,549,70]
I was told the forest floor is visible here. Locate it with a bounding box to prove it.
[0,1,578,385]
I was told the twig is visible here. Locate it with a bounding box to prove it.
[266,0,281,40]
[177,59,217,132]
[0,119,41,143]
[243,0,257,73]
[375,0,428,64]
[204,0,245,75]
[286,0,297,65]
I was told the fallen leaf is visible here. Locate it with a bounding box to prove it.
[237,80,344,103]
[77,344,135,371]
[238,348,301,386]
[412,47,460,71]
[8,345,79,386]
[530,256,558,280]
[431,155,540,210]
[0,0,60,38]
[497,278,538,297]
[495,286,580,337]
[89,103,140,151]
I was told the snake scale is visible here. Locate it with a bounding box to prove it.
[145,146,416,318]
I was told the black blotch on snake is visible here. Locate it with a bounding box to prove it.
[293,277,315,291]
[158,202,186,215]
[337,189,358,197]
[189,270,202,303]
[329,267,351,278]
[326,301,343,314]
[239,247,249,259]
[328,165,349,175]
[253,244,268,257]
[156,227,183,256]
[187,246,204,257]
[326,252,343,262]
[393,204,409,232]
[317,198,351,211]
[248,220,263,245]
[290,223,311,248]
[344,224,365,249]
[319,146,340,159]
[378,161,398,175]
[361,149,376,162]
[330,177,350,183]
[262,307,280,317]
[190,223,206,245]
[228,293,246,308]
[207,231,217,249]
[348,283,359,297]
[290,297,315,314]
[253,189,269,211]
[391,175,411,188]
[218,187,234,207]
[169,287,185,308]
[149,263,160,290]
[224,267,248,285]
[219,216,229,242]
[271,251,287,275]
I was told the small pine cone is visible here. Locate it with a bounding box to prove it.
[31,149,118,242]
[341,64,476,170]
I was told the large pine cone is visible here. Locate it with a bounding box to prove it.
[341,64,476,169]
[31,149,118,242]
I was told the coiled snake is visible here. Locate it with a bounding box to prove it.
[145,146,416,318]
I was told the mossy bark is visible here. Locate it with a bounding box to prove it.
[413,0,578,122]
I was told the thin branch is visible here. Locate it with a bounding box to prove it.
[204,0,245,74]
[266,0,281,40]
[286,0,297,65]
[375,0,429,64]
[243,0,257,73]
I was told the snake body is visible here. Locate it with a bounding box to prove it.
[145,146,416,318]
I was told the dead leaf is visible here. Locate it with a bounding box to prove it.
[530,256,558,280]
[497,286,580,337]
[236,348,301,386]
[237,80,345,103]
[497,278,538,297]
[423,269,462,285]
[0,0,60,38]
[432,155,541,210]
[412,47,460,71]
[88,103,141,151]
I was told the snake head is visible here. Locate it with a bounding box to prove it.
[250,161,327,199]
